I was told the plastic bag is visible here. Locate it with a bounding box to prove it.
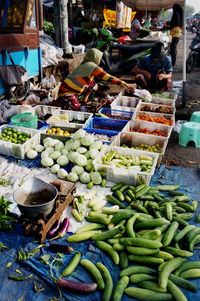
[174,120,187,134]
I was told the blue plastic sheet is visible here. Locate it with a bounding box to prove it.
[0,165,200,301]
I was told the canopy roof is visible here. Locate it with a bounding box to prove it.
[122,0,183,12]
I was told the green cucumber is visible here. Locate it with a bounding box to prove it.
[168,273,197,292]
[115,190,125,202]
[125,287,172,301]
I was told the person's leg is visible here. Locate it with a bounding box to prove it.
[135,74,147,89]
[170,37,179,67]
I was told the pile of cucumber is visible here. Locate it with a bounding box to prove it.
[66,183,200,301]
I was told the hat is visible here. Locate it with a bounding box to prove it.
[151,42,166,63]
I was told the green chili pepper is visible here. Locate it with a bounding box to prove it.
[9,274,33,281]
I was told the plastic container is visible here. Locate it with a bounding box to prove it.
[41,126,78,144]
[122,120,172,139]
[137,102,176,115]
[111,131,168,155]
[135,111,175,127]
[151,97,176,107]
[33,105,93,128]
[11,113,38,129]
[111,131,168,167]
[98,108,133,121]
[162,91,177,100]
[0,125,40,159]
[85,117,128,132]
[111,95,140,112]
[93,145,158,186]
[84,128,118,144]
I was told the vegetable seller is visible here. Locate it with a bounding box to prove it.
[57,48,136,109]
[132,42,172,92]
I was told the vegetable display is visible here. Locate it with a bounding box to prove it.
[140,105,174,114]
[0,127,31,144]
[46,127,73,137]
[136,113,173,126]
[130,127,168,137]
[99,150,155,173]
[121,143,163,153]
[63,183,200,301]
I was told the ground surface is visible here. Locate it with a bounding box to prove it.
[162,31,200,169]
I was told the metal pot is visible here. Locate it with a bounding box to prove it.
[13,177,58,219]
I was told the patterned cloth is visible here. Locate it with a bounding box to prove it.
[58,65,125,97]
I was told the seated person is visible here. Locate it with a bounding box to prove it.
[132,42,172,92]
[57,48,136,109]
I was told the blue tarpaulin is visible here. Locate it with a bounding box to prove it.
[0,165,200,301]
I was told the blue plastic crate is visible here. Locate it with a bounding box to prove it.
[84,128,118,144]
[98,108,133,121]
[85,117,128,132]
[9,121,50,131]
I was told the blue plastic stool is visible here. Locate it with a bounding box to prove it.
[190,111,200,123]
[179,122,200,148]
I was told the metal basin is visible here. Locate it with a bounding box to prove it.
[13,177,58,219]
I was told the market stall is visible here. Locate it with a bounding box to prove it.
[0,88,200,301]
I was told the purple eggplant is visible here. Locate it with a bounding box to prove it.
[49,218,70,241]
[58,218,70,238]
[57,279,97,293]
[49,243,76,253]
[48,220,61,237]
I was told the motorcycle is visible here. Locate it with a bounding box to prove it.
[186,32,200,73]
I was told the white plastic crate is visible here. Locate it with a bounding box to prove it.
[135,111,175,127]
[93,145,159,186]
[122,120,172,139]
[136,102,176,115]
[111,132,168,157]
[111,95,140,112]
[162,91,177,100]
[33,105,93,128]
[151,97,176,107]
[0,125,40,159]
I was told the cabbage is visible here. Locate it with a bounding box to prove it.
[45,146,54,154]
[90,141,102,150]
[54,141,64,151]
[81,135,94,147]
[85,159,95,172]
[61,148,69,156]
[49,150,61,160]
[34,144,44,152]
[77,147,87,154]
[50,164,60,174]
[73,129,86,140]
[67,172,79,182]
[84,150,91,160]
[65,139,73,150]
[57,168,68,179]
[71,165,84,176]
[41,151,49,158]
[80,172,91,184]
[26,149,38,159]
[71,140,81,150]
[89,149,99,159]
[74,154,87,167]
[57,155,69,166]
[41,157,54,167]
[44,138,58,148]
[91,172,102,185]
[68,151,79,164]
